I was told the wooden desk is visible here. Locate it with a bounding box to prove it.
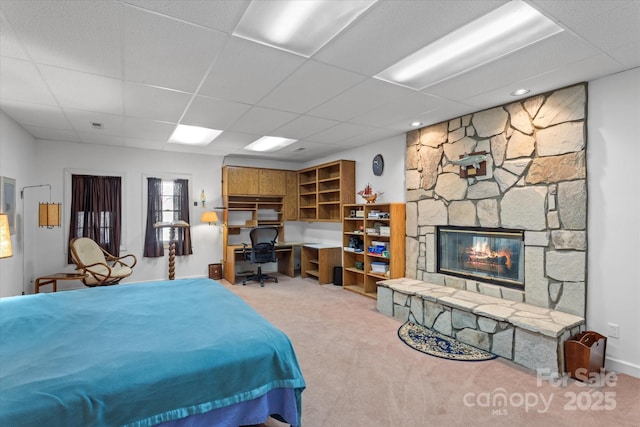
[35,273,88,293]
[224,243,300,284]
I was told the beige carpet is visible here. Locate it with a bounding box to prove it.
[222,276,640,427]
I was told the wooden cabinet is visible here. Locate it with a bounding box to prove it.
[298,160,355,222]
[283,170,298,221]
[301,244,342,284]
[342,203,405,299]
[222,166,287,196]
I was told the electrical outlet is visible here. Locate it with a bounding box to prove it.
[607,323,619,338]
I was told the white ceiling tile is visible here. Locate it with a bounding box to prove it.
[64,109,124,136]
[77,131,124,147]
[272,115,339,140]
[350,91,442,128]
[181,95,251,130]
[123,117,174,141]
[314,0,508,75]
[199,36,305,104]
[123,6,227,92]
[123,137,165,151]
[40,65,123,115]
[568,2,640,51]
[124,0,250,33]
[257,60,366,114]
[0,57,57,105]
[0,99,71,130]
[23,125,82,142]
[124,82,191,122]
[306,122,375,144]
[0,12,29,60]
[228,106,299,135]
[205,130,258,149]
[608,41,640,69]
[1,0,122,77]
[530,0,630,28]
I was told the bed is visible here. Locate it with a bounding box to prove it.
[0,278,305,427]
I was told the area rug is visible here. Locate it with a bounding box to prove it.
[398,321,497,362]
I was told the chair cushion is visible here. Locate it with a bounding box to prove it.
[83,266,132,285]
[73,238,107,266]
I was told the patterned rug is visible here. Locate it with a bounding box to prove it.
[398,321,497,362]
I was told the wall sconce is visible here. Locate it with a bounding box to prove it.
[0,213,12,258]
[200,211,219,225]
[39,202,62,228]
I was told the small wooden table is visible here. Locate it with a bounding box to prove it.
[35,273,88,293]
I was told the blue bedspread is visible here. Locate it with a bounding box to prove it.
[0,278,305,427]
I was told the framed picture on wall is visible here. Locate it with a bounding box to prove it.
[1,176,16,235]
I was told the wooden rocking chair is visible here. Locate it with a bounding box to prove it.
[70,237,137,286]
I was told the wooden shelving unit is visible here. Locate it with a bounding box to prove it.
[301,244,342,284]
[298,160,355,222]
[342,203,405,299]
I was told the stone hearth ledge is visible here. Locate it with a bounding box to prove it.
[377,278,585,373]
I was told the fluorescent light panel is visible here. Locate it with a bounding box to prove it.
[168,124,222,146]
[375,0,563,90]
[244,136,297,152]
[233,0,377,57]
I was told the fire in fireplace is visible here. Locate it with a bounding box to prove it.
[437,226,525,289]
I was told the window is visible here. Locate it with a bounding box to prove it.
[143,177,192,258]
[68,175,122,262]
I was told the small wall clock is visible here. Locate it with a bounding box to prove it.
[372,154,384,176]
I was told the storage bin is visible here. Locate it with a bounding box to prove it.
[564,331,607,382]
[208,263,222,280]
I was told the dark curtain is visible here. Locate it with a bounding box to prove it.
[174,179,193,256]
[143,178,164,257]
[68,175,121,263]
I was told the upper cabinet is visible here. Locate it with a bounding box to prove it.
[297,160,355,222]
[222,166,287,196]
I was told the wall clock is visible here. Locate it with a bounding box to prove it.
[372,154,384,176]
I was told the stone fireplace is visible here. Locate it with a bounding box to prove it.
[405,83,587,319]
[437,226,525,289]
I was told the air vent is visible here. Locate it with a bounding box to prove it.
[291,147,305,152]
[90,122,103,129]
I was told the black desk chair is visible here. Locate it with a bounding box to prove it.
[242,226,279,287]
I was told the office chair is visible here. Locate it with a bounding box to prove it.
[242,226,279,287]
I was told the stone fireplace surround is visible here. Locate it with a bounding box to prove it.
[378,83,589,373]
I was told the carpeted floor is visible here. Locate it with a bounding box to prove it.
[222,276,640,427]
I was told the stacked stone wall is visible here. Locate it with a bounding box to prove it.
[405,83,587,317]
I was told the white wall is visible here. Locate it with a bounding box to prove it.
[0,111,37,297]
[587,67,640,378]
[25,140,226,292]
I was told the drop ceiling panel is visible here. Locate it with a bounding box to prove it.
[567,2,640,51]
[314,0,508,76]
[0,100,70,130]
[228,106,298,135]
[608,41,640,68]
[181,96,251,130]
[123,137,165,150]
[306,122,376,144]
[350,91,443,128]
[65,109,124,137]
[0,0,122,77]
[198,36,305,105]
[124,82,191,122]
[39,65,123,115]
[0,13,29,60]
[0,57,57,105]
[24,125,81,143]
[77,131,124,147]
[123,6,227,92]
[257,60,366,114]
[123,117,174,141]
[124,0,250,33]
[530,0,631,28]
[271,115,339,140]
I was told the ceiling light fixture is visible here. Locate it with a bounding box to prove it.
[243,136,297,152]
[511,88,531,96]
[375,0,563,90]
[233,0,377,57]
[168,124,222,146]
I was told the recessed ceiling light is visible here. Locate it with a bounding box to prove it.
[411,121,423,127]
[168,124,222,146]
[244,136,297,152]
[375,0,563,90]
[511,88,531,96]
[233,0,377,57]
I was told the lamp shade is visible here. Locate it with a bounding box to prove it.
[0,213,12,258]
[201,211,219,224]
[39,203,62,228]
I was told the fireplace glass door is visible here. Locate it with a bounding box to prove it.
[437,226,524,289]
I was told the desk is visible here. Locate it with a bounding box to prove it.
[224,243,302,284]
[35,273,88,293]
